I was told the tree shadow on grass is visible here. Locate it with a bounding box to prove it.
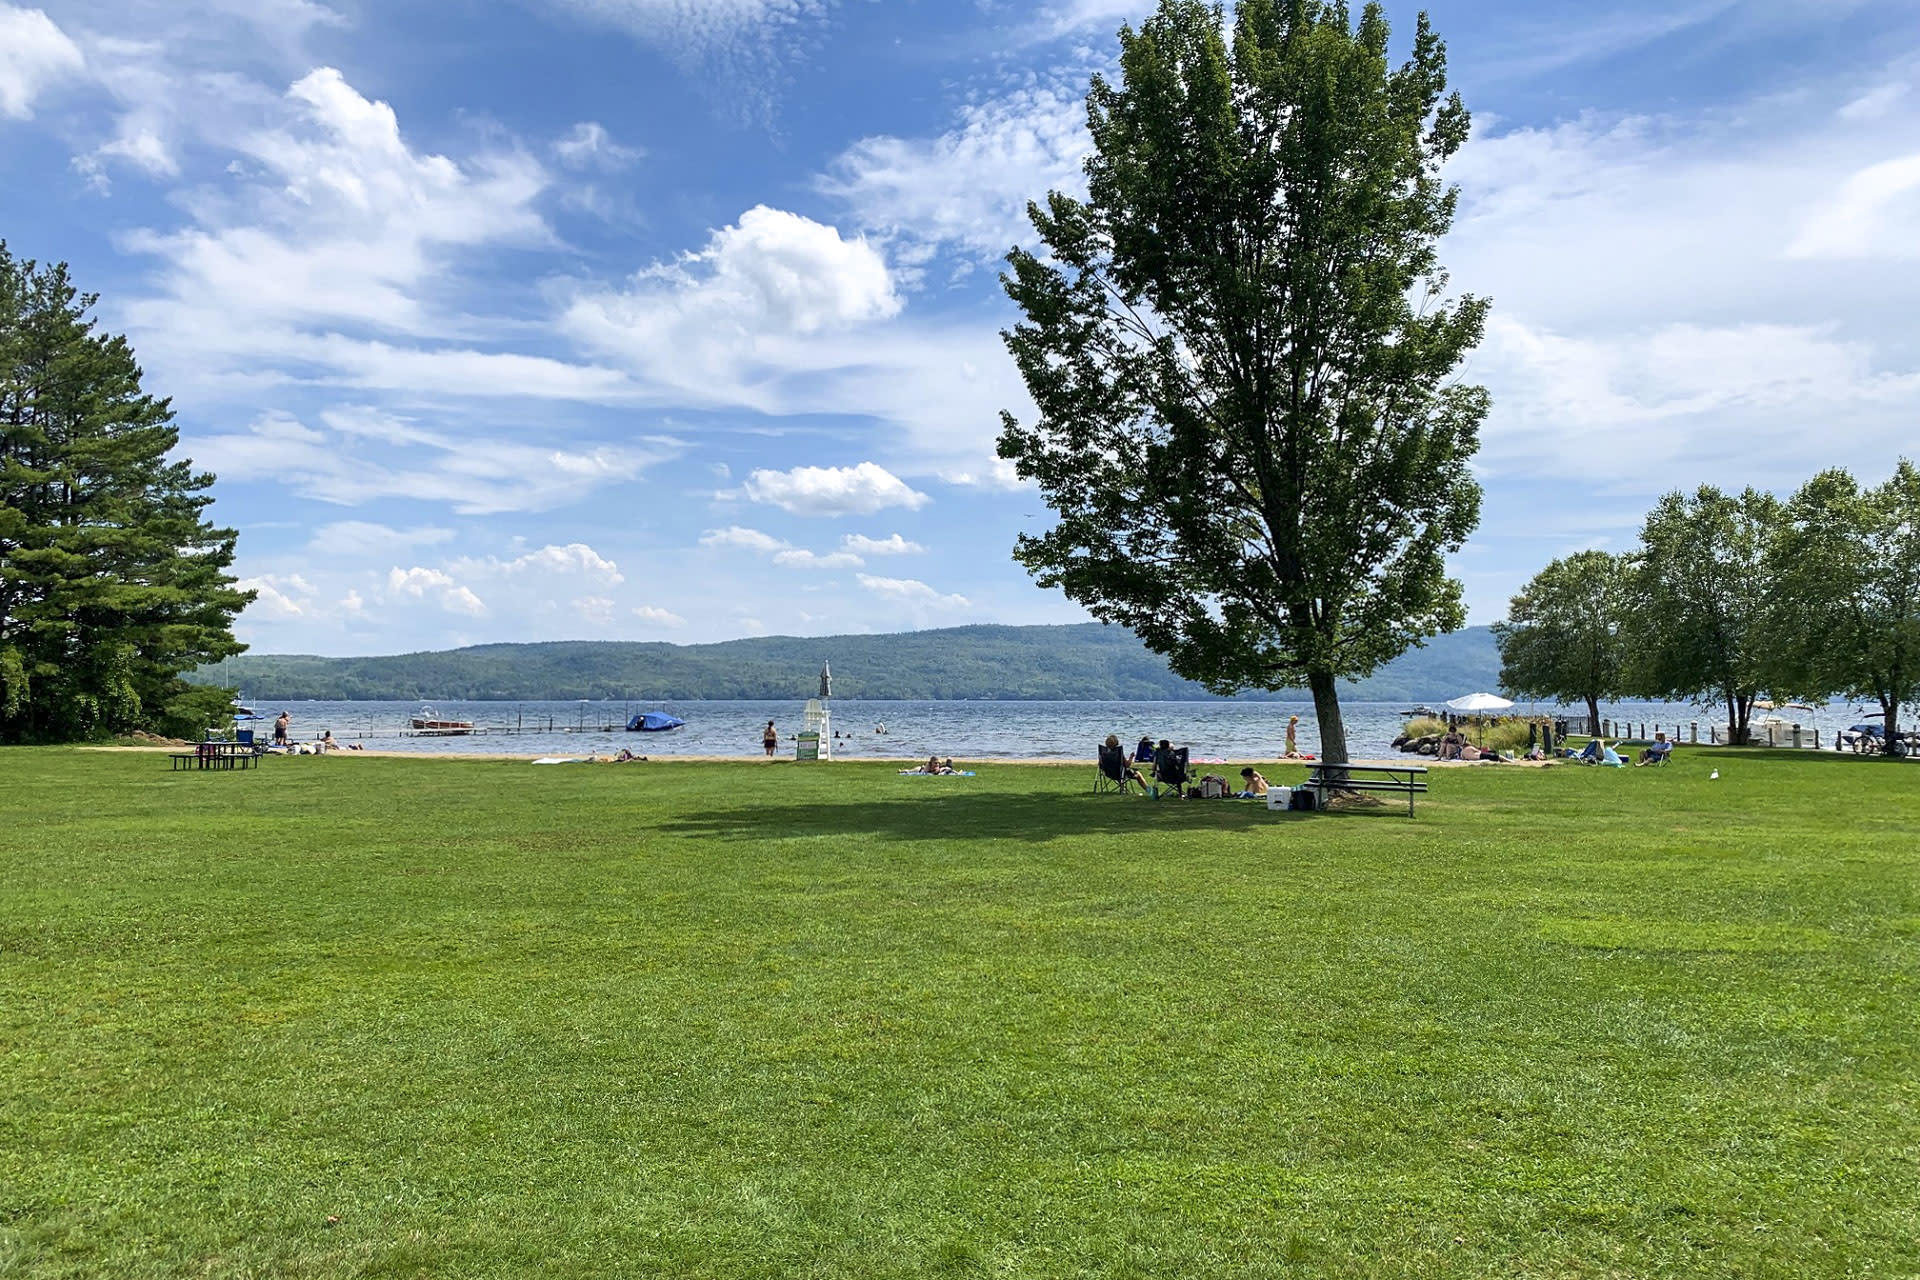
[660,787,1325,845]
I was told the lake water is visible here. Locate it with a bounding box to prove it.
[242,698,1875,760]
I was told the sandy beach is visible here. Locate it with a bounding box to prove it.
[80,744,1548,767]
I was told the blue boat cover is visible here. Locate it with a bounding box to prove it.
[627,711,686,732]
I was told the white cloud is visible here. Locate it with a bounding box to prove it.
[856,573,969,610]
[492,542,625,582]
[308,521,455,556]
[700,525,788,553]
[742,461,929,516]
[771,548,863,569]
[1839,81,1911,122]
[1437,81,1920,501]
[554,121,639,170]
[190,408,677,515]
[387,566,455,596]
[566,206,900,390]
[633,605,687,628]
[841,533,924,556]
[700,524,866,571]
[939,457,1028,491]
[0,5,84,120]
[113,67,636,409]
[822,80,1090,261]
[574,595,616,625]
[1786,153,1920,260]
[387,566,488,616]
[236,573,315,620]
[442,585,489,617]
[543,0,826,120]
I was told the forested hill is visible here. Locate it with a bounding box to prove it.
[188,624,1502,702]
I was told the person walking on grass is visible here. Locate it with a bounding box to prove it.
[763,720,778,757]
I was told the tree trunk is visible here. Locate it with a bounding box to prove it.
[1307,669,1349,780]
[1883,696,1903,756]
[1585,692,1600,738]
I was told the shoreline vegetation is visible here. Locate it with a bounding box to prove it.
[184,622,1502,703]
[5,745,1916,1276]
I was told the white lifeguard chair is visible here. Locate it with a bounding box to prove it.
[799,660,833,760]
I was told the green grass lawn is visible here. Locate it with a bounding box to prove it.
[2,747,1916,1278]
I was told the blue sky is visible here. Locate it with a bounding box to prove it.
[3,0,1917,656]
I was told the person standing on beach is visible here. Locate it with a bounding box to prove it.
[762,720,778,757]
[1283,715,1300,759]
[274,711,290,746]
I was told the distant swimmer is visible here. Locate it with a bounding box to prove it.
[875,723,887,734]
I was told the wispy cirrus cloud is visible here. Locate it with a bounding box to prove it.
[193,408,680,515]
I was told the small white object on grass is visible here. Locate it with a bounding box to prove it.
[1709,769,1719,780]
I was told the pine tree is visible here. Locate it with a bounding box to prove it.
[0,242,252,742]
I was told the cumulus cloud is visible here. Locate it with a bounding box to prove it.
[488,542,625,581]
[742,461,928,516]
[565,206,901,393]
[841,532,924,556]
[0,5,85,120]
[386,565,488,616]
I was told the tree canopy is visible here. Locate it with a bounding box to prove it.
[996,0,1488,764]
[0,242,250,742]
[1492,550,1624,730]
[1621,486,1781,745]
[1767,462,1920,746]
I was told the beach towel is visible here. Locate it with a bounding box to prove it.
[897,768,976,776]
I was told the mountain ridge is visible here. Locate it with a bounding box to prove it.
[189,622,1503,703]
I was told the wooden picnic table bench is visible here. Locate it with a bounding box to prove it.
[168,743,258,772]
[1303,762,1428,816]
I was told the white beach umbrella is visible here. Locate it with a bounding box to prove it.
[1444,692,1515,714]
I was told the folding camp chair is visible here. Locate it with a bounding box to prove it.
[1095,742,1129,794]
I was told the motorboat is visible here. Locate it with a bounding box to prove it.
[626,711,686,733]
[410,704,475,735]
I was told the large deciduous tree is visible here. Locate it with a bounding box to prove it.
[1622,486,1781,746]
[1492,550,1624,732]
[0,242,251,742]
[996,0,1488,765]
[1767,462,1920,749]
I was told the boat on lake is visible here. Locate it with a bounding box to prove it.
[626,711,686,732]
[410,704,476,735]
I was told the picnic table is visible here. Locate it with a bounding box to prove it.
[168,741,258,772]
[1302,762,1428,817]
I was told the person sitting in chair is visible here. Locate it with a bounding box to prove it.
[1152,739,1189,798]
[1101,735,1149,792]
[1636,733,1673,766]
[1438,727,1468,760]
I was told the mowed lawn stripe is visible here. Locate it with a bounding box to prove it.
[1,747,1916,1277]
